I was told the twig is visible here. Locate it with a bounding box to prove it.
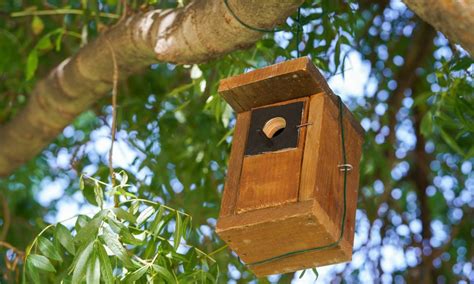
[105,39,119,207]
[0,241,24,257]
[0,193,11,241]
[11,9,119,19]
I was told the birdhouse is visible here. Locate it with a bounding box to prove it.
[215,57,364,277]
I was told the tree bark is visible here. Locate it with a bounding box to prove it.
[0,0,303,177]
[402,0,474,55]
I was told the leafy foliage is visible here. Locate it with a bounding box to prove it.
[23,172,219,283]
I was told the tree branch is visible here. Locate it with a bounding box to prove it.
[402,0,474,55]
[0,0,303,176]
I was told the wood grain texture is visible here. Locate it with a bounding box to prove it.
[217,58,364,277]
[299,93,325,201]
[216,200,352,277]
[218,57,327,112]
[218,57,364,138]
[218,111,251,217]
[312,93,364,248]
[236,98,309,213]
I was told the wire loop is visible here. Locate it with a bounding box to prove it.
[338,164,353,172]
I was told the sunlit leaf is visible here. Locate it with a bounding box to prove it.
[136,206,155,226]
[97,242,114,283]
[28,254,56,273]
[72,242,94,284]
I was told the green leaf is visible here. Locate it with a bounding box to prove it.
[94,181,104,208]
[149,207,164,235]
[72,242,94,284]
[440,129,465,156]
[26,260,41,283]
[129,200,140,215]
[420,112,433,137]
[143,237,156,259]
[86,254,100,284]
[181,215,190,239]
[79,176,85,190]
[112,207,137,224]
[151,264,175,283]
[97,243,114,283]
[75,215,91,232]
[174,212,182,249]
[28,254,56,273]
[38,236,62,262]
[36,36,53,51]
[312,268,319,280]
[136,206,155,226]
[119,170,128,186]
[107,218,142,245]
[31,16,44,35]
[125,266,148,283]
[75,211,105,244]
[56,223,75,255]
[26,50,38,81]
[102,226,134,268]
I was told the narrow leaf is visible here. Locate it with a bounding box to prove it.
[151,264,175,283]
[102,226,134,268]
[38,236,62,262]
[174,212,182,249]
[97,243,114,283]
[136,206,155,226]
[56,223,75,255]
[149,207,164,235]
[72,242,94,284]
[86,254,100,284]
[28,254,56,273]
[75,212,105,244]
[112,207,137,224]
[75,215,91,232]
[126,266,148,282]
[26,50,38,80]
[26,261,41,283]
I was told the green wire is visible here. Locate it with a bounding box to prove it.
[224,0,303,58]
[247,96,348,267]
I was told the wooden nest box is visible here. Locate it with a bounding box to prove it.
[215,57,364,277]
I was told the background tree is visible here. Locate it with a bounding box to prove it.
[0,0,473,283]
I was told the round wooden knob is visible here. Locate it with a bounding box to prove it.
[262,117,286,139]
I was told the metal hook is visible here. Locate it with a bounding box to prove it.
[338,164,353,172]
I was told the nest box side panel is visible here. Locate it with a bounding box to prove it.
[299,93,325,201]
[219,111,251,217]
[218,57,330,112]
[235,98,310,213]
[312,95,364,250]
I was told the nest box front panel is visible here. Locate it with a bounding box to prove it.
[236,98,309,213]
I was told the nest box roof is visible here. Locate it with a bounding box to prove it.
[218,56,365,137]
[218,57,333,112]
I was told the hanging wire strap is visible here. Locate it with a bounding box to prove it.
[295,7,302,57]
[224,0,304,58]
[247,95,349,267]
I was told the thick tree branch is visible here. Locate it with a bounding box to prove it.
[0,0,303,176]
[402,0,474,55]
